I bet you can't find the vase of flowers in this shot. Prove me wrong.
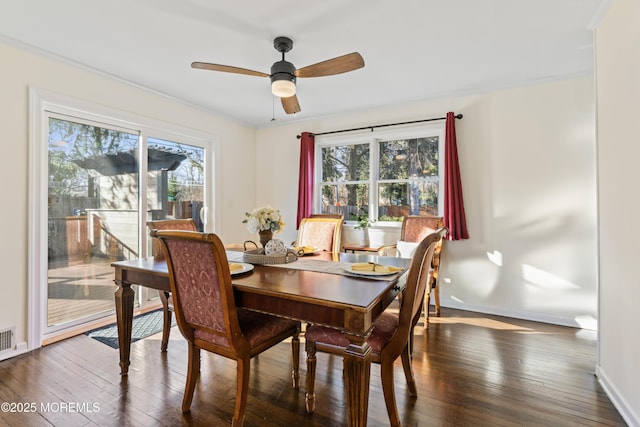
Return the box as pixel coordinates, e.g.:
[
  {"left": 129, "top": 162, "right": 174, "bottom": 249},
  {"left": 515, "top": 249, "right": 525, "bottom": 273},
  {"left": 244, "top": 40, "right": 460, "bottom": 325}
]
[{"left": 243, "top": 206, "right": 285, "bottom": 247}]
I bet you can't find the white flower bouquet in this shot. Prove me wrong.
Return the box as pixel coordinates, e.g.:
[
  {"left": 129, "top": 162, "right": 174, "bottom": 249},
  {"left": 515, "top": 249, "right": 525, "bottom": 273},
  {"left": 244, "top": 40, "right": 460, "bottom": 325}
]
[{"left": 243, "top": 206, "right": 285, "bottom": 233}]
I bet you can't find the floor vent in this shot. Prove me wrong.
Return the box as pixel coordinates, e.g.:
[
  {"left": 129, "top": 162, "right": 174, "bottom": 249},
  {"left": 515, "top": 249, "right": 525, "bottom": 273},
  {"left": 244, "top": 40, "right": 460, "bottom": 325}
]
[{"left": 0, "top": 327, "right": 15, "bottom": 353}]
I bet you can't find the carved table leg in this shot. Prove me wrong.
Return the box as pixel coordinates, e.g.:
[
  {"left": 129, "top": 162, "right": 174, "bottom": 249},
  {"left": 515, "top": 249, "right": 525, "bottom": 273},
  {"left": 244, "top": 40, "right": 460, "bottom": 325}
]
[
  {"left": 344, "top": 340, "right": 372, "bottom": 427},
  {"left": 292, "top": 333, "right": 300, "bottom": 389},
  {"left": 114, "top": 268, "right": 134, "bottom": 375},
  {"left": 305, "top": 340, "right": 317, "bottom": 413}
]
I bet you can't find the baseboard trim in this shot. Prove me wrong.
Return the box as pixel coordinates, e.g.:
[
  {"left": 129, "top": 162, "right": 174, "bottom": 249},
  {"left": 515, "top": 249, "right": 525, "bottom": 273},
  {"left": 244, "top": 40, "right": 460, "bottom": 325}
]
[
  {"left": 0, "top": 342, "right": 29, "bottom": 362},
  {"left": 595, "top": 365, "right": 640, "bottom": 426},
  {"left": 440, "top": 300, "right": 596, "bottom": 330}
]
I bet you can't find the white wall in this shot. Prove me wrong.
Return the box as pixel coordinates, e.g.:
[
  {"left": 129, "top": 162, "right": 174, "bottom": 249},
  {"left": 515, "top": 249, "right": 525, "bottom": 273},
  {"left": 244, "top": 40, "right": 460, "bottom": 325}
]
[
  {"left": 0, "top": 41, "right": 256, "bottom": 352},
  {"left": 595, "top": 0, "right": 640, "bottom": 424},
  {"left": 256, "top": 76, "right": 598, "bottom": 329}
]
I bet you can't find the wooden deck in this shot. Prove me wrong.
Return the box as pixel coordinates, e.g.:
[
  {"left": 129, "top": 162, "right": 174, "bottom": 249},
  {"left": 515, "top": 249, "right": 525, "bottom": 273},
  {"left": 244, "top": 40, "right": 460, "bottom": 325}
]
[{"left": 47, "top": 259, "right": 117, "bottom": 326}]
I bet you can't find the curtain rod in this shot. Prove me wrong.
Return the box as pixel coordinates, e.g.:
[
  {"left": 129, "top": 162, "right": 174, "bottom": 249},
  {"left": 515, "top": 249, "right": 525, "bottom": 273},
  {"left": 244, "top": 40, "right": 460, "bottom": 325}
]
[{"left": 296, "top": 113, "right": 462, "bottom": 139}]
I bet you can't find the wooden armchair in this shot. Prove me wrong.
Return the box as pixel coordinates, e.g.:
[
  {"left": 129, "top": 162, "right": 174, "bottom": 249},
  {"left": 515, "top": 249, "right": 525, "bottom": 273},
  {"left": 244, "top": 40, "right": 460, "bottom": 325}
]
[
  {"left": 379, "top": 215, "right": 447, "bottom": 320},
  {"left": 304, "top": 230, "right": 442, "bottom": 426},
  {"left": 293, "top": 217, "right": 344, "bottom": 253},
  {"left": 152, "top": 230, "right": 301, "bottom": 425},
  {"left": 147, "top": 218, "right": 198, "bottom": 351}
]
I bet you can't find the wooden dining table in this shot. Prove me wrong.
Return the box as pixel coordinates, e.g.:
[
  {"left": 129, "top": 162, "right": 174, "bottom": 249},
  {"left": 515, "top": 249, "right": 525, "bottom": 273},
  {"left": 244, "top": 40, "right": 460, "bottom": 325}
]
[{"left": 112, "top": 251, "right": 410, "bottom": 427}]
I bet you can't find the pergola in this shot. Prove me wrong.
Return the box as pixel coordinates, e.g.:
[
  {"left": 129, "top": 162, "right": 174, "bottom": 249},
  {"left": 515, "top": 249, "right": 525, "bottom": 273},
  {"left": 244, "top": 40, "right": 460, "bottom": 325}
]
[{"left": 73, "top": 148, "right": 187, "bottom": 219}]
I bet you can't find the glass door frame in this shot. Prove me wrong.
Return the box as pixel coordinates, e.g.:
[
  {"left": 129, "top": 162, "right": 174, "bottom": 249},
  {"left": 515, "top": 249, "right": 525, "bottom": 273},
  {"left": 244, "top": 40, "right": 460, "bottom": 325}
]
[{"left": 28, "top": 88, "right": 219, "bottom": 348}]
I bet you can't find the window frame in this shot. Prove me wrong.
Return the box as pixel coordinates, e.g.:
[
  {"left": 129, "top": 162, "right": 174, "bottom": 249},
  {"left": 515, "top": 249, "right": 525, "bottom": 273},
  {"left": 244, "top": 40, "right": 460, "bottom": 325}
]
[{"left": 314, "top": 123, "right": 445, "bottom": 227}]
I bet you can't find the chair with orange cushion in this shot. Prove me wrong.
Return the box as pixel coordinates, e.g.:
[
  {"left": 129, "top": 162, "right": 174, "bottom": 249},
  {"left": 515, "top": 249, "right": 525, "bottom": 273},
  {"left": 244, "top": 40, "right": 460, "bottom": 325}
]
[
  {"left": 304, "top": 229, "right": 444, "bottom": 426},
  {"left": 147, "top": 219, "right": 198, "bottom": 351},
  {"left": 380, "top": 215, "right": 447, "bottom": 323},
  {"left": 293, "top": 217, "right": 344, "bottom": 253},
  {"left": 152, "top": 229, "right": 301, "bottom": 425}
]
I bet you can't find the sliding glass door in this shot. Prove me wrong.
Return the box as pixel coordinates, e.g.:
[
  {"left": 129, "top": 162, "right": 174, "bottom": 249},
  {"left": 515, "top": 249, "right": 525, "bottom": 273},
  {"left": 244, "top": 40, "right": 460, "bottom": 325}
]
[
  {"left": 47, "top": 115, "right": 141, "bottom": 330},
  {"left": 42, "top": 111, "right": 212, "bottom": 338}
]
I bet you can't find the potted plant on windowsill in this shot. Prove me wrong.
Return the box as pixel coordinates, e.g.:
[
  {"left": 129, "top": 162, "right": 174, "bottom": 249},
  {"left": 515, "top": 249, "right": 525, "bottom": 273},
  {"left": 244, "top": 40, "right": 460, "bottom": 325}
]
[{"left": 351, "top": 207, "right": 375, "bottom": 246}]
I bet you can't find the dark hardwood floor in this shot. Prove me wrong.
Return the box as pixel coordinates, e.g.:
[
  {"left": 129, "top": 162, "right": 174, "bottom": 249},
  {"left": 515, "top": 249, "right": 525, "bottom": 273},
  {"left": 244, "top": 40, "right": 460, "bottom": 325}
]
[{"left": 0, "top": 307, "right": 626, "bottom": 426}]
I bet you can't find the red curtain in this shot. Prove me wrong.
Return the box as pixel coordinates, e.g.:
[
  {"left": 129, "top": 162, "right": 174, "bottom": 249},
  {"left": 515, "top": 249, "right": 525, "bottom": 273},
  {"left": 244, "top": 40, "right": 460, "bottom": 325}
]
[
  {"left": 296, "top": 132, "right": 315, "bottom": 228},
  {"left": 444, "top": 112, "right": 469, "bottom": 240}
]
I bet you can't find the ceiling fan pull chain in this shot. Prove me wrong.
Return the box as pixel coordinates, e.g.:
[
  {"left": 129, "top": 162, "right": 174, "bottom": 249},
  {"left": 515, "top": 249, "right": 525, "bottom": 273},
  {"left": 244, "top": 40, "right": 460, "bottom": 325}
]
[{"left": 271, "top": 96, "right": 276, "bottom": 122}]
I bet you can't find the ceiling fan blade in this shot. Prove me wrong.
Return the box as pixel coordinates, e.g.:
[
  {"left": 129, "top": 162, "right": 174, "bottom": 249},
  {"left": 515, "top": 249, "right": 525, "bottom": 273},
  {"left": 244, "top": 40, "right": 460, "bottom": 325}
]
[
  {"left": 191, "top": 62, "right": 269, "bottom": 78},
  {"left": 295, "top": 52, "right": 364, "bottom": 78},
  {"left": 281, "top": 95, "right": 301, "bottom": 115}
]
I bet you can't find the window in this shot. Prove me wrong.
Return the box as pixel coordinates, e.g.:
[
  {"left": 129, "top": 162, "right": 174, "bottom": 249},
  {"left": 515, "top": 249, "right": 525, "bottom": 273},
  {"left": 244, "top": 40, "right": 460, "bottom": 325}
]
[{"left": 316, "top": 125, "right": 444, "bottom": 224}]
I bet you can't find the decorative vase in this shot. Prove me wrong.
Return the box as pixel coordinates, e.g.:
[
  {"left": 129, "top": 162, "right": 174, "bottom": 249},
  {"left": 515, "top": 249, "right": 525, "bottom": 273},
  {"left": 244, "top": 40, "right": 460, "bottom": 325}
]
[
  {"left": 358, "top": 228, "right": 370, "bottom": 246},
  {"left": 368, "top": 228, "right": 384, "bottom": 247},
  {"left": 259, "top": 230, "right": 273, "bottom": 248}
]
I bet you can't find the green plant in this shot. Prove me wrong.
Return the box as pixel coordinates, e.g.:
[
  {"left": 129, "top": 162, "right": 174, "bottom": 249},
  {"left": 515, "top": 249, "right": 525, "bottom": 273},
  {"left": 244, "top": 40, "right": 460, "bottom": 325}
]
[
  {"left": 168, "top": 176, "right": 178, "bottom": 201},
  {"left": 351, "top": 207, "right": 375, "bottom": 230},
  {"left": 378, "top": 215, "right": 403, "bottom": 222}
]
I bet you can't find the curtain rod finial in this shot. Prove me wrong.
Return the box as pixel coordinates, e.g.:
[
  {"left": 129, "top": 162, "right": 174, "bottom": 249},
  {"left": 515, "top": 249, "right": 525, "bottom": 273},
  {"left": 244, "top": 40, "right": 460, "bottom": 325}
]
[{"left": 455, "top": 114, "right": 463, "bottom": 119}]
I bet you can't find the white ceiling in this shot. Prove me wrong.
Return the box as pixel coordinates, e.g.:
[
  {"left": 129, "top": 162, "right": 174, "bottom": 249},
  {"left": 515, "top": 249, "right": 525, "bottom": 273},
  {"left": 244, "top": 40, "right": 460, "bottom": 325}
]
[{"left": 0, "top": 0, "right": 606, "bottom": 128}]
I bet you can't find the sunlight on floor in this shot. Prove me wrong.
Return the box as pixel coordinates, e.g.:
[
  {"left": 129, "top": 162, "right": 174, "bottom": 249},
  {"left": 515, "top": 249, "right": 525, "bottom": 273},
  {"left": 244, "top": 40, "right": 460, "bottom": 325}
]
[{"left": 431, "top": 315, "right": 535, "bottom": 331}]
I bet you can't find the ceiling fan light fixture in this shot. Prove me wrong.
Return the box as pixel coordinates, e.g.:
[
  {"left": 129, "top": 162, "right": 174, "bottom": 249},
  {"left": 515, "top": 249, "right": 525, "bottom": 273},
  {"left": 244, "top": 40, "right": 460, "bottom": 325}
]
[
  {"left": 271, "top": 75, "right": 296, "bottom": 97},
  {"left": 270, "top": 59, "right": 297, "bottom": 97}
]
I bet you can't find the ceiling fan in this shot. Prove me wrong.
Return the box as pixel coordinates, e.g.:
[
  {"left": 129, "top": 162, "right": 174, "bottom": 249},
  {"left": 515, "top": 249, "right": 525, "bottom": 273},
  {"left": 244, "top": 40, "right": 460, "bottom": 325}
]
[{"left": 191, "top": 36, "right": 365, "bottom": 115}]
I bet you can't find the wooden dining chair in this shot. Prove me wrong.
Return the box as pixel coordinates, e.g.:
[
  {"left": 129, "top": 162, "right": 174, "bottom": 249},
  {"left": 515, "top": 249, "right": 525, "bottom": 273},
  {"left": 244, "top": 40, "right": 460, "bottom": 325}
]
[
  {"left": 294, "top": 216, "right": 344, "bottom": 253},
  {"left": 147, "top": 219, "right": 198, "bottom": 351},
  {"left": 304, "top": 229, "right": 443, "bottom": 427},
  {"left": 152, "top": 229, "right": 301, "bottom": 425},
  {"left": 380, "top": 215, "right": 447, "bottom": 320}
]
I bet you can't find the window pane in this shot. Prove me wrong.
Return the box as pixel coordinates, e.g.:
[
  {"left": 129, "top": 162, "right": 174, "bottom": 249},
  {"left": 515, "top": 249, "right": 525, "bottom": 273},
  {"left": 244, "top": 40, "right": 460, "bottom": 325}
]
[
  {"left": 321, "top": 143, "right": 369, "bottom": 182},
  {"left": 146, "top": 137, "right": 205, "bottom": 230},
  {"left": 378, "top": 179, "right": 439, "bottom": 219},
  {"left": 378, "top": 136, "right": 439, "bottom": 220},
  {"left": 47, "top": 117, "right": 139, "bottom": 327},
  {"left": 321, "top": 183, "right": 369, "bottom": 218},
  {"left": 379, "top": 137, "right": 438, "bottom": 179}
]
